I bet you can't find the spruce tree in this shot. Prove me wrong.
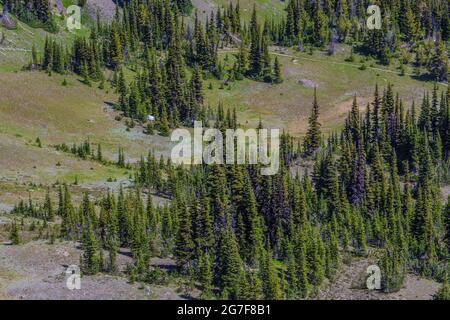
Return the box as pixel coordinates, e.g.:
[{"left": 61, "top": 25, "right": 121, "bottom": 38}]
[
  {"left": 272, "top": 56, "right": 283, "bottom": 84},
  {"left": 248, "top": 6, "right": 262, "bottom": 78},
  {"left": 9, "top": 220, "right": 20, "bottom": 245},
  {"left": 304, "top": 88, "right": 322, "bottom": 156},
  {"left": 44, "top": 187, "right": 54, "bottom": 221},
  {"left": 218, "top": 228, "right": 243, "bottom": 299},
  {"left": 174, "top": 201, "right": 194, "bottom": 272},
  {"left": 434, "top": 272, "right": 450, "bottom": 300},
  {"left": 81, "top": 220, "right": 102, "bottom": 275}
]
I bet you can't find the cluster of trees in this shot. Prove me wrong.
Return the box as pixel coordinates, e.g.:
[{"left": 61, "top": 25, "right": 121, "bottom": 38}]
[
  {"left": 27, "top": 1, "right": 447, "bottom": 140},
  {"left": 29, "top": 0, "right": 448, "bottom": 135},
  {"left": 243, "top": 8, "right": 283, "bottom": 83},
  {"left": 223, "top": 0, "right": 447, "bottom": 80},
  {"left": 54, "top": 140, "right": 96, "bottom": 161},
  {"left": 11, "top": 0, "right": 450, "bottom": 298},
  {"left": 11, "top": 83, "right": 449, "bottom": 298},
  {"left": 54, "top": 140, "right": 129, "bottom": 168},
  {"left": 304, "top": 83, "right": 450, "bottom": 290},
  {"left": 25, "top": 0, "right": 450, "bottom": 83},
  {"left": 3, "top": 0, "right": 57, "bottom": 31},
  {"left": 132, "top": 83, "right": 450, "bottom": 297},
  {"left": 30, "top": 0, "right": 284, "bottom": 129},
  {"left": 272, "top": 0, "right": 449, "bottom": 78},
  {"left": 11, "top": 188, "right": 55, "bottom": 221}
]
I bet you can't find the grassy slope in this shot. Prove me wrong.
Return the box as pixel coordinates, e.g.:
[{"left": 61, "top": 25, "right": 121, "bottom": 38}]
[
  {"left": 205, "top": 44, "right": 447, "bottom": 137},
  {"left": 0, "top": 5, "right": 173, "bottom": 202},
  {"left": 0, "top": 2, "right": 93, "bottom": 71},
  {"left": 0, "top": 71, "right": 173, "bottom": 179},
  {"left": 0, "top": 70, "right": 175, "bottom": 208},
  {"left": 0, "top": 0, "right": 447, "bottom": 204}
]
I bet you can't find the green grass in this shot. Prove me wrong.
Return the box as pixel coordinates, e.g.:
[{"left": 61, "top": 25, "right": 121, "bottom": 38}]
[
  {"left": 0, "top": 4, "right": 91, "bottom": 71},
  {"left": 205, "top": 44, "right": 447, "bottom": 137},
  {"left": 0, "top": 71, "right": 173, "bottom": 189},
  {"left": 1, "top": 2, "right": 447, "bottom": 205},
  {"left": 62, "top": 0, "right": 77, "bottom": 7}
]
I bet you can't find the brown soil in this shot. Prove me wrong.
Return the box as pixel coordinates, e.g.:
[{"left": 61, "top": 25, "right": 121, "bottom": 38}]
[
  {"left": 0, "top": 240, "right": 183, "bottom": 300},
  {"left": 318, "top": 256, "right": 440, "bottom": 300}
]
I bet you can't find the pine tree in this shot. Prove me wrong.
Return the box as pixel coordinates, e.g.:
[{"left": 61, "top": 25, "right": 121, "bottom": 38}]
[
  {"left": 110, "top": 24, "right": 123, "bottom": 68},
  {"left": 311, "top": 0, "right": 329, "bottom": 47},
  {"left": 198, "top": 251, "right": 214, "bottom": 299},
  {"left": 304, "top": 88, "right": 321, "bottom": 156},
  {"left": 235, "top": 41, "right": 248, "bottom": 80},
  {"left": 434, "top": 272, "right": 450, "bottom": 300},
  {"left": 272, "top": 56, "right": 283, "bottom": 84},
  {"left": 96, "top": 143, "right": 103, "bottom": 162},
  {"left": 44, "top": 187, "right": 54, "bottom": 221},
  {"left": 444, "top": 196, "right": 450, "bottom": 251},
  {"left": 429, "top": 41, "right": 449, "bottom": 82},
  {"left": 248, "top": 6, "right": 262, "bottom": 78},
  {"left": 9, "top": 220, "right": 20, "bottom": 245},
  {"left": 158, "top": 104, "right": 171, "bottom": 136},
  {"left": 218, "top": 228, "right": 242, "bottom": 299},
  {"left": 81, "top": 62, "right": 91, "bottom": 86},
  {"left": 174, "top": 201, "right": 194, "bottom": 271},
  {"left": 260, "top": 247, "right": 283, "bottom": 299},
  {"left": 81, "top": 220, "right": 102, "bottom": 275},
  {"left": 60, "top": 184, "right": 76, "bottom": 240},
  {"left": 190, "top": 64, "right": 204, "bottom": 106},
  {"left": 261, "top": 24, "right": 272, "bottom": 82},
  {"left": 117, "top": 147, "right": 125, "bottom": 167}
]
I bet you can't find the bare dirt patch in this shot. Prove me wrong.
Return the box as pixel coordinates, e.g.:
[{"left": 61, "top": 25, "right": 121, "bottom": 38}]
[
  {"left": 318, "top": 255, "right": 440, "bottom": 300},
  {"left": 85, "top": 0, "right": 117, "bottom": 21},
  {"left": 0, "top": 240, "right": 183, "bottom": 300}
]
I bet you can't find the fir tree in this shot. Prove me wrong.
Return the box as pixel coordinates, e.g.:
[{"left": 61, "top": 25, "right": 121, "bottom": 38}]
[
  {"left": 9, "top": 220, "right": 20, "bottom": 245},
  {"left": 434, "top": 273, "right": 450, "bottom": 300},
  {"left": 272, "top": 56, "right": 283, "bottom": 84},
  {"left": 304, "top": 88, "right": 322, "bottom": 156},
  {"left": 44, "top": 187, "right": 54, "bottom": 221},
  {"left": 81, "top": 220, "right": 102, "bottom": 275}
]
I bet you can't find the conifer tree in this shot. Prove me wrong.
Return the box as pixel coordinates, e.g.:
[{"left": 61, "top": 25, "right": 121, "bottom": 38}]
[
  {"left": 44, "top": 187, "right": 54, "bottom": 221},
  {"left": 96, "top": 144, "right": 103, "bottom": 162},
  {"left": 175, "top": 201, "right": 194, "bottom": 272},
  {"left": 304, "top": 88, "right": 322, "bottom": 156},
  {"left": 81, "top": 220, "right": 102, "bottom": 275},
  {"left": 158, "top": 105, "right": 171, "bottom": 137},
  {"left": 429, "top": 41, "right": 449, "bottom": 82},
  {"left": 198, "top": 251, "right": 214, "bottom": 299},
  {"left": 272, "top": 56, "right": 283, "bottom": 84},
  {"left": 110, "top": 24, "right": 123, "bottom": 68},
  {"left": 9, "top": 220, "right": 20, "bottom": 245},
  {"left": 260, "top": 247, "right": 283, "bottom": 299},
  {"left": 248, "top": 6, "right": 262, "bottom": 78},
  {"left": 217, "top": 228, "right": 242, "bottom": 299},
  {"left": 434, "top": 272, "right": 450, "bottom": 300}
]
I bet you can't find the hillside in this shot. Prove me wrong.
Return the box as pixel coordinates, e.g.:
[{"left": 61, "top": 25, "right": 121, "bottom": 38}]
[{"left": 0, "top": 0, "right": 449, "bottom": 302}]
